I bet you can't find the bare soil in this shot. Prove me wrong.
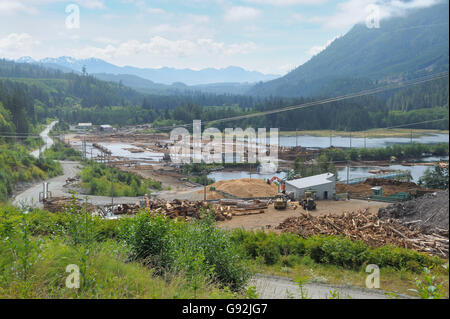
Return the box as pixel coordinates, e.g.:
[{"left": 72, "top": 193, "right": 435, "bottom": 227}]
[{"left": 218, "top": 199, "right": 388, "bottom": 230}]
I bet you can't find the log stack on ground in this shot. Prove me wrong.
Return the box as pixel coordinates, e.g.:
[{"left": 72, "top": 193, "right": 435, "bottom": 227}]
[
  {"left": 275, "top": 211, "right": 448, "bottom": 258},
  {"left": 145, "top": 198, "right": 268, "bottom": 221},
  {"left": 43, "top": 197, "right": 97, "bottom": 213}
]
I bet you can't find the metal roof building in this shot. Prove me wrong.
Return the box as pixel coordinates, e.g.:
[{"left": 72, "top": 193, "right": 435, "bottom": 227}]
[{"left": 285, "top": 173, "right": 336, "bottom": 200}]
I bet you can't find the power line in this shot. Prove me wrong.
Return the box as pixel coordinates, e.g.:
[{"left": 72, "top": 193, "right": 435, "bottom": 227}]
[{"left": 153, "top": 71, "right": 449, "bottom": 131}]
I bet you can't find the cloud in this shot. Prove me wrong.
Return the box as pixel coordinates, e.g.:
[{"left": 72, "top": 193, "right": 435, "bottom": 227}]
[
  {"left": 72, "top": 36, "right": 257, "bottom": 60},
  {"left": 243, "top": 0, "right": 327, "bottom": 5},
  {"left": 0, "top": 1, "right": 38, "bottom": 14},
  {"left": 310, "top": 0, "right": 443, "bottom": 29},
  {"left": 224, "top": 6, "right": 261, "bottom": 21},
  {"left": 148, "top": 16, "right": 214, "bottom": 40},
  {"left": 308, "top": 35, "right": 340, "bottom": 56},
  {"left": 0, "top": 0, "right": 105, "bottom": 14},
  {"left": 0, "top": 33, "right": 40, "bottom": 57}
]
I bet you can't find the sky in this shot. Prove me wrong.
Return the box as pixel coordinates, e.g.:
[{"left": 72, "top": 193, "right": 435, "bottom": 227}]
[{"left": 0, "top": 0, "right": 444, "bottom": 75}]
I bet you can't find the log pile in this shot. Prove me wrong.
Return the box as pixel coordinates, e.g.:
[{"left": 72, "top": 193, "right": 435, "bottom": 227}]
[
  {"left": 145, "top": 199, "right": 268, "bottom": 221},
  {"left": 275, "top": 211, "right": 449, "bottom": 258},
  {"left": 43, "top": 197, "right": 97, "bottom": 213}
]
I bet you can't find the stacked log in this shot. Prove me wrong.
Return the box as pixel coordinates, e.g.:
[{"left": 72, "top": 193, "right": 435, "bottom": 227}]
[
  {"left": 145, "top": 199, "right": 268, "bottom": 221},
  {"left": 43, "top": 197, "right": 97, "bottom": 213},
  {"left": 275, "top": 211, "right": 449, "bottom": 258}
]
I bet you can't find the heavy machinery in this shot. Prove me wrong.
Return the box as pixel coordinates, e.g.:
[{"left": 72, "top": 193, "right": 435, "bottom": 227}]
[
  {"left": 300, "top": 191, "right": 317, "bottom": 210},
  {"left": 269, "top": 176, "right": 286, "bottom": 193},
  {"left": 274, "top": 193, "right": 288, "bottom": 210}
]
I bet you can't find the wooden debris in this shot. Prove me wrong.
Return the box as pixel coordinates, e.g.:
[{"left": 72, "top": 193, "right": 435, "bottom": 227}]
[{"left": 275, "top": 211, "right": 448, "bottom": 258}]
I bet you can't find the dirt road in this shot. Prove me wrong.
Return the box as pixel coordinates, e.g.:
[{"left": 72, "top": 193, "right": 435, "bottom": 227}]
[
  {"left": 250, "top": 274, "right": 410, "bottom": 299},
  {"left": 13, "top": 161, "right": 80, "bottom": 208},
  {"left": 30, "top": 121, "right": 58, "bottom": 158},
  {"left": 218, "top": 199, "right": 389, "bottom": 230}
]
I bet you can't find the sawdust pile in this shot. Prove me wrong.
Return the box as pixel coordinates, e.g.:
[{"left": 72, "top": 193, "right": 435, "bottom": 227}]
[
  {"left": 336, "top": 178, "right": 427, "bottom": 197},
  {"left": 198, "top": 178, "right": 278, "bottom": 199},
  {"left": 275, "top": 211, "right": 448, "bottom": 258},
  {"left": 378, "top": 190, "right": 449, "bottom": 231}
]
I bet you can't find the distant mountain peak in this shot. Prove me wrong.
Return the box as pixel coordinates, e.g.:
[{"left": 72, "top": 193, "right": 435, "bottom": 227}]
[{"left": 17, "top": 56, "right": 280, "bottom": 85}]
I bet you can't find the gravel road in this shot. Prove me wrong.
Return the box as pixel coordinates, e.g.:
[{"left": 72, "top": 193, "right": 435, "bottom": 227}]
[
  {"left": 30, "top": 121, "right": 58, "bottom": 158},
  {"left": 250, "top": 274, "right": 411, "bottom": 299}
]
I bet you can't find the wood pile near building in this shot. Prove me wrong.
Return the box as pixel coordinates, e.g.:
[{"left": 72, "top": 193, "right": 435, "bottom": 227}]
[{"left": 275, "top": 211, "right": 448, "bottom": 258}]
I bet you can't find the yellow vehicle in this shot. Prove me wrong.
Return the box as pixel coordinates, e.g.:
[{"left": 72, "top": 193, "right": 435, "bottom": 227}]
[
  {"left": 300, "top": 191, "right": 317, "bottom": 210},
  {"left": 274, "top": 194, "right": 288, "bottom": 210}
]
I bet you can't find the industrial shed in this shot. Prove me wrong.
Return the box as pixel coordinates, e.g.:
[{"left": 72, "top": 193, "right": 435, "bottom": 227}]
[{"left": 285, "top": 173, "right": 336, "bottom": 200}]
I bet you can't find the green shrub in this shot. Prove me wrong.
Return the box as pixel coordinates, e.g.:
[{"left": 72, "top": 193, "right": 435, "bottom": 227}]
[
  {"left": 119, "top": 213, "right": 250, "bottom": 290},
  {"left": 232, "top": 229, "right": 443, "bottom": 273}
]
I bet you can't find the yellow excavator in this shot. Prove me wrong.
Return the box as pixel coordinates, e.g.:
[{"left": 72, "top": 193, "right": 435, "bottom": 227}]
[{"left": 300, "top": 191, "right": 317, "bottom": 210}]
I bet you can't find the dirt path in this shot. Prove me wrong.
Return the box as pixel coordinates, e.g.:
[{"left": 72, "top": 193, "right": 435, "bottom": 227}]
[
  {"left": 218, "top": 199, "right": 389, "bottom": 230},
  {"left": 250, "top": 274, "right": 411, "bottom": 299}
]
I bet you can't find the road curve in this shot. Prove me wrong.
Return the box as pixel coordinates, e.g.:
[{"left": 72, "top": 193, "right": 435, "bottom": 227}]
[
  {"left": 30, "top": 120, "right": 58, "bottom": 158},
  {"left": 250, "top": 274, "right": 412, "bottom": 299}
]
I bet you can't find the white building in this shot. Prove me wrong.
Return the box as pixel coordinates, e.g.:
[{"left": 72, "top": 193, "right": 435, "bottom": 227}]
[
  {"left": 100, "top": 125, "right": 114, "bottom": 133},
  {"left": 70, "top": 123, "right": 92, "bottom": 132},
  {"left": 285, "top": 173, "right": 336, "bottom": 200}
]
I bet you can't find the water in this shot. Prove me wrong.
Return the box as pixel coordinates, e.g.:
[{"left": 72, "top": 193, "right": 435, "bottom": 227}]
[{"left": 278, "top": 133, "right": 449, "bottom": 149}]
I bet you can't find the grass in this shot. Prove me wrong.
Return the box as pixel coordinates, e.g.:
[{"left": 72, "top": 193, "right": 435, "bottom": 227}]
[
  {"left": 0, "top": 205, "right": 248, "bottom": 299},
  {"left": 279, "top": 129, "right": 449, "bottom": 138},
  {"left": 0, "top": 238, "right": 240, "bottom": 299}
]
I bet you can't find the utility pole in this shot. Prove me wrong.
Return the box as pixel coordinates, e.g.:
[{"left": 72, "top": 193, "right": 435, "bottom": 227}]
[
  {"left": 296, "top": 128, "right": 298, "bottom": 148},
  {"left": 364, "top": 132, "right": 367, "bottom": 149},
  {"left": 204, "top": 178, "right": 207, "bottom": 201},
  {"left": 410, "top": 129, "right": 413, "bottom": 144},
  {"left": 349, "top": 132, "right": 352, "bottom": 149},
  {"left": 330, "top": 130, "right": 333, "bottom": 147},
  {"left": 347, "top": 161, "right": 350, "bottom": 185}
]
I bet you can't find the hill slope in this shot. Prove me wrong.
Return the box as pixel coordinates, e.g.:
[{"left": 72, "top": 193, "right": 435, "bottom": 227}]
[{"left": 249, "top": 2, "right": 449, "bottom": 97}]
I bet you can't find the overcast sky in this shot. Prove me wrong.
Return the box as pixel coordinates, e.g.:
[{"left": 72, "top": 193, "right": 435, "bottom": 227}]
[{"left": 0, "top": 0, "right": 443, "bottom": 74}]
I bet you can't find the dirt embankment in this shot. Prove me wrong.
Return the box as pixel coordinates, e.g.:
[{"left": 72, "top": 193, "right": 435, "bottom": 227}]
[
  {"left": 378, "top": 190, "right": 449, "bottom": 232},
  {"left": 336, "top": 178, "right": 429, "bottom": 197},
  {"left": 198, "top": 178, "right": 279, "bottom": 199}
]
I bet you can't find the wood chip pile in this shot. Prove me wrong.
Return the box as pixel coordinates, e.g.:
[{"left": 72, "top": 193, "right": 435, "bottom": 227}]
[{"left": 275, "top": 211, "right": 449, "bottom": 258}]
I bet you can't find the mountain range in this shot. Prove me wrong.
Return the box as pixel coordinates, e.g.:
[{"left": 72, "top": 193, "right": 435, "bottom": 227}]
[
  {"left": 16, "top": 56, "right": 279, "bottom": 86},
  {"left": 14, "top": 1, "right": 449, "bottom": 99}
]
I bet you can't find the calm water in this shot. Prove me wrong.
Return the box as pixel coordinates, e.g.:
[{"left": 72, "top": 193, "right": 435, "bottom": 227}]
[{"left": 277, "top": 133, "right": 449, "bottom": 149}]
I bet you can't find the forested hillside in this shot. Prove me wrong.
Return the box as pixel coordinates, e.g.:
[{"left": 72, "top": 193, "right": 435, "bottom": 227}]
[
  {"left": 0, "top": 59, "right": 448, "bottom": 132},
  {"left": 249, "top": 2, "right": 449, "bottom": 97}
]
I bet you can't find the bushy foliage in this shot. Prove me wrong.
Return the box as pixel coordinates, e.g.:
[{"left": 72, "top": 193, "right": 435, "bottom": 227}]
[
  {"left": 0, "top": 144, "right": 62, "bottom": 201},
  {"left": 80, "top": 161, "right": 162, "bottom": 197},
  {"left": 322, "top": 142, "right": 449, "bottom": 162},
  {"left": 231, "top": 229, "right": 443, "bottom": 273},
  {"left": 119, "top": 213, "right": 250, "bottom": 290},
  {"left": 43, "top": 141, "right": 82, "bottom": 161},
  {"left": 419, "top": 166, "right": 449, "bottom": 190}
]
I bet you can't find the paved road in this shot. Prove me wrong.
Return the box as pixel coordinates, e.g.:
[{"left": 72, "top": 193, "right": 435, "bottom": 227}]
[{"left": 250, "top": 274, "right": 411, "bottom": 299}]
